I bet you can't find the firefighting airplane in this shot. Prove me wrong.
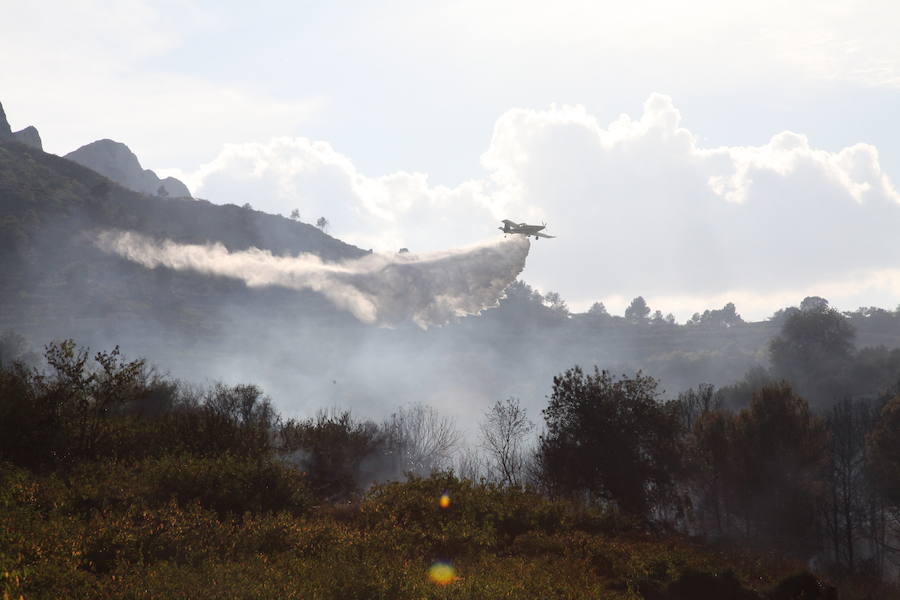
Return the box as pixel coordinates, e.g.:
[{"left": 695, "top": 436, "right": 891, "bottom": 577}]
[{"left": 498, "top": 219, "right": 555, "bottom": 239}]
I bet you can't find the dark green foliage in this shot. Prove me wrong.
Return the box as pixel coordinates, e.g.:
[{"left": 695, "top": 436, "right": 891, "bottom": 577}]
[
  {"left": 822, "top": 399, "right": 882, "bottom": 575},
  {"left": 625, "top": 296, "right": 651, "bottom": 323},
  {"left": 686, "top": 303, "right": 745, "bottom": 329},
  {"left": 538, "top": 367, "right": 683, "bottom": 516},
  {"left": 690, "top": 383, "right": 828, "bottom": 551},
  {"left": 0, "top": 362, "right": 63, "bottom": 467},
  {"left": 279, "top": 410, "right": 388, "bottom": 501},
  {"left": 0, "top": 340, "right": 147, "bottom": 468},
  {"left": 142, "top": 454, "right": 310, "bottom": 517},
  {"left": 360, "top": 474, "right": 570, "bottom": 557},
  {"left": 0, "top": 340, "right": 277, "bottom": 469},
  {"left": 714, "top": 366, "right": 776, "bottom": 410},
  {"left": 770, "top": 301, "right": 856, "bottom": 404},
  {"left": 866, "top": 395, "right": 900, "bottom": 508},
  {"left": 203, "top": 382, "right": 277, "bottom": 429}
]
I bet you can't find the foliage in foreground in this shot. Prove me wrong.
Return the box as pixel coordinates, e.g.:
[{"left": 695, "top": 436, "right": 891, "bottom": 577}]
[
  {"left": 1, "top": 339, "right": 898, "bottom": 598},
  {"left": 2, "top": 464, "right": 869, "bottom": 600}
]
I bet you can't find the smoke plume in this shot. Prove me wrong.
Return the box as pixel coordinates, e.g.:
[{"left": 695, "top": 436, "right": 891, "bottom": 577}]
[{"left": 95, "top": 231, "right": 531, "bottom": 327}]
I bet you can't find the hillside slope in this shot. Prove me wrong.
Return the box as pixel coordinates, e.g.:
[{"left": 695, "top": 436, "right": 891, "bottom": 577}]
[{"left": 0, "top": 138, "right": 366, "bottom": 350}]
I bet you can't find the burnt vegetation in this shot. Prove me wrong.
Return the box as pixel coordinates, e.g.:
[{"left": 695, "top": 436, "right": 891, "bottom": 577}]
[{"left": 4, "top": 304, "right": 900, "bottom": 598}]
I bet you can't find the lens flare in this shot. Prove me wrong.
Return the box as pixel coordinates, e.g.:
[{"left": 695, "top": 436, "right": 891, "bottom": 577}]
[
  {"left": 439, "top": 492, "right": 451, "bottom": 509},
  {"left": 428, "top": 561, "right": 457, "bottom": 585}
]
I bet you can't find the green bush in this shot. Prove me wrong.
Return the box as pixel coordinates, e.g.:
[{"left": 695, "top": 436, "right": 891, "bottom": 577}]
[
  {"left": 360, "top": 474, "right": 571, "bottom": 559},
  {"left": 143, "top": 453, "right": 311, "bottom": 517}
]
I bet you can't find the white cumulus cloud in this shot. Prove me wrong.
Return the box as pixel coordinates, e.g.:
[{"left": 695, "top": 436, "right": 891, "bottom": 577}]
[{"left": 181, "top": 94, "right": 900, "bottom": 319}]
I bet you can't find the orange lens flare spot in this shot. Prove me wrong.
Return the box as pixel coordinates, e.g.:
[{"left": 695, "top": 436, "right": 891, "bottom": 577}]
[
  {"left": 428, "top": 562, "right": 457, "bottom": 585},
  {"left": 439, "top": 493, "right": 451, "bottom": 509}
]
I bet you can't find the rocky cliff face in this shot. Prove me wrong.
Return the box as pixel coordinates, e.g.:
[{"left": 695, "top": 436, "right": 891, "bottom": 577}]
[
  {"left": 12, "top": 125, "right": 42, "bottom": 150},
  {"left": 0, "top": 102, "right": 11, "bottom": 137},
  {"left": 65, "top": 139, "right": 191, "bottom": 198},
  {"left": 0, "top": 102, "right": 42, "bottom": 150}
]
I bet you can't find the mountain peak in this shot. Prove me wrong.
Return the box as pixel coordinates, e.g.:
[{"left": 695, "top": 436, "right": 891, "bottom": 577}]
[
  {"left": 0, "top": 102, "right": 11, "bottom": 137},
  {"left": 65, "top": 139, "right": 191, "bottom": 198},
  {"left": 13, "top": 125, "right": 42, "bottom": 150},
  {"left": 0, "top": 101, "right": 43, "bottom": 150}
]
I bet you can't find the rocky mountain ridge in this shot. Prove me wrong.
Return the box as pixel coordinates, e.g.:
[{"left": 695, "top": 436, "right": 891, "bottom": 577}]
[
  {"left": 0, "top": 101, "right": 42, "bottom": 150},
  {"left": 1, "top": 100, "right": 189, "bottom": 196},
  {"left": 65, "top": 139, "right": 191, "bottom": 198}
]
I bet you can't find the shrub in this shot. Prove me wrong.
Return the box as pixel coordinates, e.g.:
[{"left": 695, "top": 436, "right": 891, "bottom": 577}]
[{"left": 143, "top": 454, "right": 311, "bottom": 517}]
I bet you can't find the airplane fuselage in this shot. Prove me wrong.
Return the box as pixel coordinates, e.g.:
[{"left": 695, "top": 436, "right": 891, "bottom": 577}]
[
  {"left": 499, "top": 220, "right": 555, "bottom": 239},
  {"left": 501, "top": 223, "right": 543, "bottom": 235}
]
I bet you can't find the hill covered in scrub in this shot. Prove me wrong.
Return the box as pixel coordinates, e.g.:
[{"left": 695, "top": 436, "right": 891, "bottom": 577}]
[
  {"left": 2, "top": 340, "right": 885, "bottom": 600},
  {"left": 0, "top": 129, "right": 367, "bottom": 346}
]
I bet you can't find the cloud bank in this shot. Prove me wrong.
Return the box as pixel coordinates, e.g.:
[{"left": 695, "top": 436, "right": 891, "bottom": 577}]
[
  {"left": 96, "top": 231, "right": 530, "bottom": 327},
  {"left": 178, "top": 94, "right": 900, "bottom": 318}
]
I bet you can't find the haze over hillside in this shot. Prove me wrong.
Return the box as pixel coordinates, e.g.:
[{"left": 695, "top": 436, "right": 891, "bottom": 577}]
[{"left": 3, "top": 99, "right": 900, "bottom": 428}]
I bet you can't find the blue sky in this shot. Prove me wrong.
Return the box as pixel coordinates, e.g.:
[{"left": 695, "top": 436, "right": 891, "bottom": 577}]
[{"left": 4, "top": 0, "right": 900, "bottom": 319}]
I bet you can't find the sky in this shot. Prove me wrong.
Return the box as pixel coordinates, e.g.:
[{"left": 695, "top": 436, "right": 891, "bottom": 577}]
[{"left": 4, "top": 0, "right": 900, "bottom": 320}]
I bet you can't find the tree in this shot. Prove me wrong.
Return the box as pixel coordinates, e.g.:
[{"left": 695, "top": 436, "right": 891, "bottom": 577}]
[
  {"left": 491, "top": 280, "right": 560, "bottom": 326},
  {"left": 316, "top": 216, "right": 329, "bottom": 233},
  {"left": 625, "top": 296, "right": 651, "bottom": 323},
  {"left": 769, "top": 300, "right": 855, "bottom": 405},
  {"left": 204, "top": 382, "right": 277, "bottom": 430},
  {"left": 543, "top": 291, "right": 569, "bottom": 318},
  {"left": 692, "top": 302, "right": 743, "bottom": 328},
  {"left": 800, "top": 296, "right": 830, "bottom": 312},
  {"left": 538, "top": 367, "right": 682, "bottom": 516},
  {"left": 866, "top": 395, "right": 900, "bottom": 537},
  {"left": 587, "top": 302, "right": 608, "bottom": 318},
  {"left": 689, "top": 408, "right": 734, "bottom": 535},
  {"left": 676, "top": 383, "right": 718, "bottom": 432},
  {"left": 823, "top": 398, "right": 881, "bottom": 573},
  {"left": 382, "top": 403, "right": 460, "bottom": 476},
  {"left": 156, "top": 184, "right": 169, "bottom": 198},
  {"left": 693, "top": 383, "right": 828, "bottom": 550},
  {"left": 242, "top": 202, "right": 252, "bottom": 210},
  {"left": 289, "top": 208, "right": 300, "bottom": 220},
  {"left": 480, "top": 397, "right": 534, "bottom": 487},
  {"left": 455, "top": 446, "right": 484, "bottom": 481},
  {"left": 279, "top": 409, "right": 385, "bottom": 500},
  {"left": 0, "top": 340, "right": 148, "bottom": 467}
]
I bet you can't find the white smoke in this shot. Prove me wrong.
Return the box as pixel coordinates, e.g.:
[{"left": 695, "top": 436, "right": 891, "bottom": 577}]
[{"left": 95, "top": 230, "right": 531, "bottom": 327}]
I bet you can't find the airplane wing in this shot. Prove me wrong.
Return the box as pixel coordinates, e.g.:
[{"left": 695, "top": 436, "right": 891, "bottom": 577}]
[{"left": 534, "top": 232, "right": 555, "bottom": 238}]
